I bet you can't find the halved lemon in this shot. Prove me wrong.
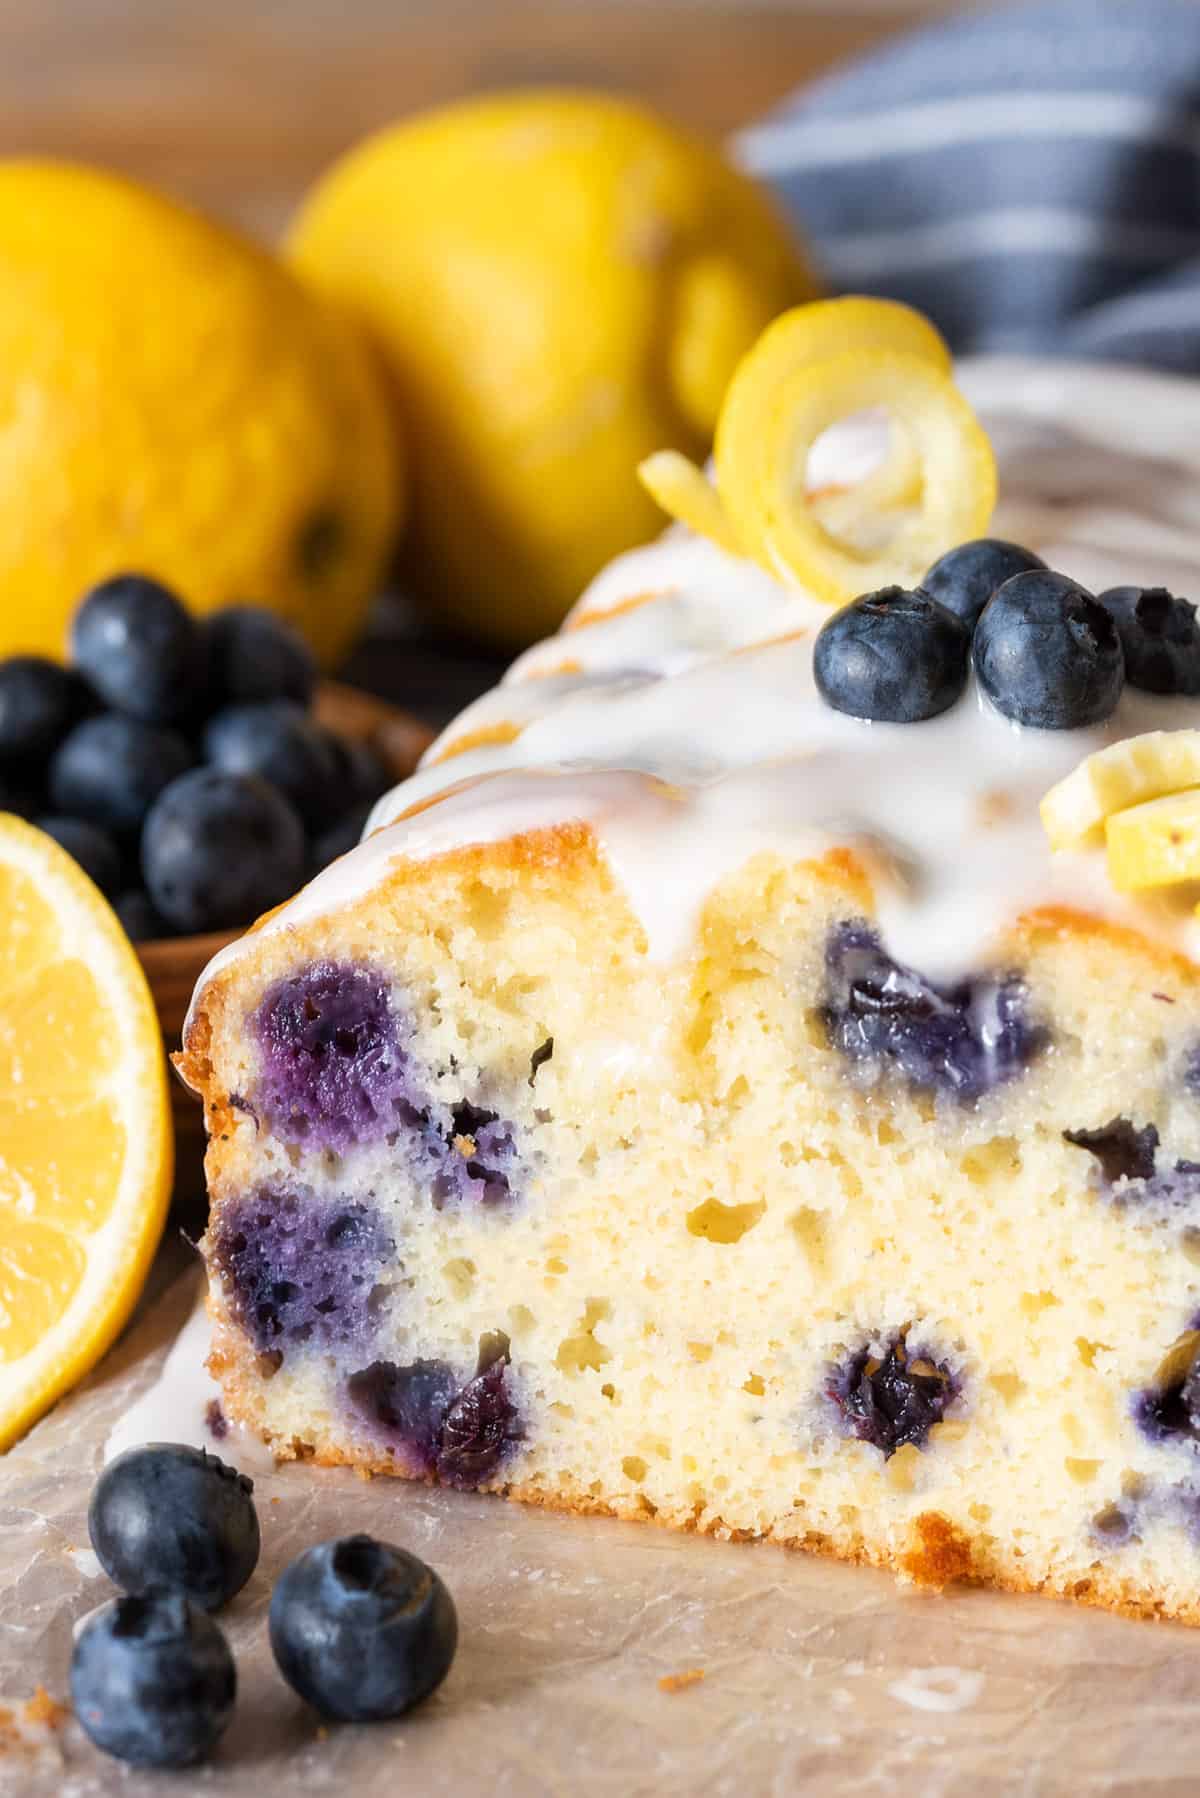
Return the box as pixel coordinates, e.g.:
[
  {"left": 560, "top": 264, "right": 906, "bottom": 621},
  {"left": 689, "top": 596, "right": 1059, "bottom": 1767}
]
[{"left": 0, "top": 817, "right": 171, "bottom": 1449}]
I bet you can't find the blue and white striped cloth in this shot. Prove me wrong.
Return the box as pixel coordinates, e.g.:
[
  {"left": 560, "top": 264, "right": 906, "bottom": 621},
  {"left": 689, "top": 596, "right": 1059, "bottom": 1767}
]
[{"left": 738, "top": 0, "right": 1200, "bottom": 372}]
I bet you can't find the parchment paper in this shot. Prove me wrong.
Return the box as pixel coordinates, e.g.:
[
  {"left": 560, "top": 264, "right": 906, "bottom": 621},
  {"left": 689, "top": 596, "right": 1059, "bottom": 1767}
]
[{"left": 3, "top": 1253, "right": 1200, "bottom": 1797}]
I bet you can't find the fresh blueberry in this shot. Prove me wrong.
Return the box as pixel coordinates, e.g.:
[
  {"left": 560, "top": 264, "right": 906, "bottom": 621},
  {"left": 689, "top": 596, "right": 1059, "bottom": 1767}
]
[
  {"left": 203, "top": 606, "right": 316, "bottom": 709},
  {"left": 70, "top": 575, "right": 205, "bottom": 726},
  {"left": 114, "top": 888, "right": 170, "bottom": 942},
  {"left": 204, "top": 701, "right": 340, "bottom": 828},
  {"left": 0, "top": 769, "right": 41, "bottom": 818},
  {"left": 920, "top": 538, "right": 1047, "bottom": 631},
  {"left": 270, "top": 1535, "right": 457, "bottom": 1724},
  {"left": 310, "top": 802, "right": 373, "bottom": 875},
  {"left": 826, "top": 1331, "right": 959, "bottom": 1457},
  {"left": 813, "top": 586, "right": 969, "bottom": 723},
  {"left": 0, "top": 656, "right": 82, "bottom": 764},
  {"left": 331, "top": 735, "right": 393, "bottom": 808},
  {"left": 35, "top": 815, "right": 122, "bottom": 897},
  {"left": 141, "top": 768, "right": 305, "bottom": 933},
  {"left": 973, "top": 570, "right": 1124, "bottom": 727},
  {"left": 821, "top": 920, "right": 1047, "bottom": 1103},
  {"left": 70, "top": 1591, "right": 236, "bottom": 1768},
  {"left": 89, "top": 1443, "right": 260, "bottom": 1611},
  {"left": 49, "top": 714, "right": 193, "bottom": 835},
  {"left": 1097, "top": 586, "right": 1200, "bottom": 696}
]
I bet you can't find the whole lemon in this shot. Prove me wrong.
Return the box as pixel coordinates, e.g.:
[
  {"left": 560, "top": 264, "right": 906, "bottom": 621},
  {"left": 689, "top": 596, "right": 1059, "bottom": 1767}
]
[
  {"left": 0, "top": 161, "right": 401, "bottom": 666},
  {"left": 289, "top": 91, "right": 813, "bottom": 648}
]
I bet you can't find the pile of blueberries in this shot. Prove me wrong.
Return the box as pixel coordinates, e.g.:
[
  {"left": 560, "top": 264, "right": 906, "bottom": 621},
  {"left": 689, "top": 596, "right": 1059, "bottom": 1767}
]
[
  {"left": 814, "top": 537, "right": 1200, "bottom": 727},
  {"left": 0, "top": 575, "right": 394, "bottom": 940},
  {"left": 71, "top": 1442, "right": 458, "bottom": 1768}
]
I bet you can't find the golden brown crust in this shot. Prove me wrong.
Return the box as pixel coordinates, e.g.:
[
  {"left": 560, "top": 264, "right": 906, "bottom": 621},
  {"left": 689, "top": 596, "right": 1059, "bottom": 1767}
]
[
  {"left": 900, "top": 1511, "right": 978, "bottom": 1586},
  {"left": 565, "top": 589, "right": 662, "bottom": 632},
  {"left": 208, "top": 1334, "right": 1200, "bottom": 1627},
  {"left": 428, "top": 722, "right": 523, "bottom": 763}
]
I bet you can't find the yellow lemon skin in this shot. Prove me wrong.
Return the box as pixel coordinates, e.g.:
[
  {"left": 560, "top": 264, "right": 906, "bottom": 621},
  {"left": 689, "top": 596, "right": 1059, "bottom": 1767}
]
[
  {"left": 289, "top": 91, "right": 814, "bottom": 649},
  {"left": 0, "top": 161, "right": 402, "bottom": 667}
]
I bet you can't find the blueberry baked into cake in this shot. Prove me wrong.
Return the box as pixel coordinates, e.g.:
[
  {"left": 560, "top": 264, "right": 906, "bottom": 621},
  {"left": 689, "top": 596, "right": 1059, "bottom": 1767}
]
[{"left": 181, "top": 301, "right": 1200, "bottom": 1623}]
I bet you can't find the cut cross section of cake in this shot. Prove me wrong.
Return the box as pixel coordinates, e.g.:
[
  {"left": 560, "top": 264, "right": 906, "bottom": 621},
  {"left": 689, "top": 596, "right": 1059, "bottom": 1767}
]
[{"left": 180, "top": 302, "right": 1200, "bottom": 1623}]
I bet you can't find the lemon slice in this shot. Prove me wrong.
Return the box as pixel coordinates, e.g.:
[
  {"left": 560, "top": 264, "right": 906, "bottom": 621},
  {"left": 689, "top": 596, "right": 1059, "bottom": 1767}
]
[
  {"left": 0, "top": 817, "right": 171, "bottom": 1449},
  {"left": 1106, "top": 790, "right": 1200, "bottom": 892},
  {"left": 1041, "top": 730, "right": 1200, "bottom": 851},
  {"left": 716, "top": 346, "right": 996, "bottom": 604},
  {"left": 637, "top": 451, "right": 744, "bottom": 556}
]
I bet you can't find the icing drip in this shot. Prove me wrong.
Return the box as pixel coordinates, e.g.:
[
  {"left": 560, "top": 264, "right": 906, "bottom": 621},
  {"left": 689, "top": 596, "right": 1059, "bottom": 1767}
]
[{"left": 188, "top": 356, "right": 1200, "bottom": 1027}]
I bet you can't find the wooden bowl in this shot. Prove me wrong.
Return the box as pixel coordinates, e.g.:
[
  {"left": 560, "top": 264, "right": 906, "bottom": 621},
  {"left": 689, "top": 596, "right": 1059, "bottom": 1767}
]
[{"left": 138, "top": 680, "right": 434, "bottom": 1198}]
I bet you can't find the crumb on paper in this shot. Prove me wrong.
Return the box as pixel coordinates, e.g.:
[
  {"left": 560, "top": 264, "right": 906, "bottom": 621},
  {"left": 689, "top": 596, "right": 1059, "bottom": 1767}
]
[
  {"left": 24, "top": 1689, "right": 69, "bottom": 1730},
  {"left": 0, "top": 1687, "right": 71, "bottom": 1755},
  {"left": 205, "top": 1397, "right": 229, "bottom": 1440},
  {"left": 658, "top": 1668, "right": 705, "bottom": 1694},
  {"left": 1152, "top": 991, "right": 1177, "bottom": 1004}
]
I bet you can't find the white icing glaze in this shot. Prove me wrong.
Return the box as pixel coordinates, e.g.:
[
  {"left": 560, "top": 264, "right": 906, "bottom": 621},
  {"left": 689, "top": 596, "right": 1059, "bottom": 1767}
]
[
  {"left": 188, "top": 356, "right": 1200, "bottom": 1024},
  {"left": 104, "top": 1292, "right": 275, "bottom": 1475}
]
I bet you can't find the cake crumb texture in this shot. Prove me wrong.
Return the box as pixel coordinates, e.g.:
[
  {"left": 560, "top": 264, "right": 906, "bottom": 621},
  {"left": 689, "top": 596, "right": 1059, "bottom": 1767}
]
[{"left": 182, "top": 819, "right": 1200, "bottom": 1625}]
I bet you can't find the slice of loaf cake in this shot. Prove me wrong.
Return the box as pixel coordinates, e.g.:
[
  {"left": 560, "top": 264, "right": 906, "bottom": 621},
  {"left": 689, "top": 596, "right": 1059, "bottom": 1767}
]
[{"left": 181, "top": 341, "right": 1200, "bottom": 1624}]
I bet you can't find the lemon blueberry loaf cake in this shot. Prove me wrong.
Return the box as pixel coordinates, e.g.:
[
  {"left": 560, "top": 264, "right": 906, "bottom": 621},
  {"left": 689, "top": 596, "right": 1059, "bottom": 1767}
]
[{"left": 181, "top": 302, "right": 1200, "bottom": 1622}]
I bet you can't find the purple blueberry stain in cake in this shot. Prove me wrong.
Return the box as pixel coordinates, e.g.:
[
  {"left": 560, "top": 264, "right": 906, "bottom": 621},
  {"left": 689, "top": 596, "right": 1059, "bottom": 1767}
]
[
  {"left": 209, "top": 1188, "right": 394, "bottom": 1357},
  {"left": 825, "top": 1329, "right": 961, "bottom": 1458},
  {"left": 437, "top": 1352, "right": 524, "bottom": 1487},
  {"left": 346, "top": 1335, "right": 524, "bottom": 1487},
  {"left": 1091, "top": 1501, "right": 1137, "bottom": 1549},
  {"left": 820, "top": 922, "right": 1048, "bottom": 1104},
  {"left": 1064, "top": 1118, "right": 1159, "bottom": 1186},
  {"left": 382, "top": 1093, "right": 522, "bottom": 1209},
  {"left": 251, "top": 959, "right": 532, "bottom": 1208},
  {"left": 1132, "top": 1318, "right": 1200, "bottom": 1449},
  {"left": 1064, "top": 1118, "right": 1200, "bottom": 1212},
  {"left": 253, "top": 961, "right": 422, "bottom": 1151},
  {"left": 345, "top": 1359, "right": 459, "bottom": 1474}
]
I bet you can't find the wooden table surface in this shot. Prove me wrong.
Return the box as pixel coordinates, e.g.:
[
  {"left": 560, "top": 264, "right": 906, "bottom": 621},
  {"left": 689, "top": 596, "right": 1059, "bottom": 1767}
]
[
  {"left": 1, "top": 0, "right": 937, "bottom": 239},
  {"left": 0, "top": 0, "right": 938, "bottom": 724}
]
